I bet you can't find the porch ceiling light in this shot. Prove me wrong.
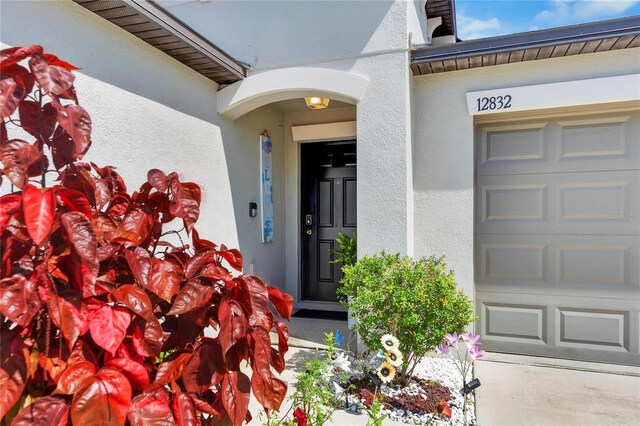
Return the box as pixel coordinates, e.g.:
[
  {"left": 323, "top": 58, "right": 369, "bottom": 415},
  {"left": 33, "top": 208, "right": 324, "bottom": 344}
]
[{"left": 304, "top": 97, "right": 330, "bottom": 110}]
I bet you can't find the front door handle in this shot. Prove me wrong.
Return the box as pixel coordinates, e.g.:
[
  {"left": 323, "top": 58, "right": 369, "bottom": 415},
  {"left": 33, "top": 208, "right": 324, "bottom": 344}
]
[{"left": 305, "top": 229, "right": 312, "bottom": 236}]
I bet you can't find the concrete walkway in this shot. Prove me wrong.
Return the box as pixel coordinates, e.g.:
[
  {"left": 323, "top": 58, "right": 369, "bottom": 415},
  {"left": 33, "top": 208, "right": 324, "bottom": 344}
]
[{"left": 258, "top": 317, "right": 640, "bottom": 425}]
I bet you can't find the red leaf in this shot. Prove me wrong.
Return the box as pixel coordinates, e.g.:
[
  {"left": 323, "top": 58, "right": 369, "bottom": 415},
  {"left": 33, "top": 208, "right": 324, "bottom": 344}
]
[
  {"left": 43, "top": 53, "right": 80, "bottom": 71},
  {"left": 218, "top": 299, "right": 247, "bottom": 356},
  {"left": 250, "top": 371, "right": 287, "bottom": 413},
  {"left": 54, "top": 103, "right": 91, "bottom": 159},
  {"left": 128, "top": 387, "right": 175, "bottom": 426},
  {"left": 1, "top": 121, "right": 7, "bottom": 144},
  {"left": 192, "top": 228, "right": 217, "bottom": 251},
  {"left": 0, "top": 76, "right": 19, "bottom": 119},
  {"left": 0, "top": 274, "right": 41, "bottom": 327},
  {"left": 48, "top": 291, "right": 85, "bottom": 349},
  {"left": 18, "top": 101, "right": 57, "bottom": 140},
  {"left": 0, "top": 139, "right": 40, "bottom": 188},
  {"left": 11, "top": 396, "right": 69, "bottom": 426},
  {"left": 172, "top": 392, "right": 198, "bottom": 426},
  {"left": 22, "top": 184, "right": 56, "bottom": 245},
  {"left": 131, "top": 317, "right": 163, "bottom": 358},
  {"left": 0, "top": 194, "right": 22, "bottom": 231},
  {"left": 105, "top": 357, "right": 150, "bottom": 391},
  {"left": 125, "top": 246, "right": 151, "bottom": 287},
  {"left": 221, "top": 372, "right": 251, "bottom": 426},
  {"left": 147, "top": 168, "right": 169, "bottom": 192},
  {"left": 60, "top": 211, "right": 98, "bottom": 266},
  {"left": 148, "top": 259, "right": 183, "bottom": 302},
  {"left": 70, "top": 367, "right": 132, "bottom": 426},
  {"left": 154, "top": 352, "right": 191, "bottom": 385},
  {"left": 57, "top": 188, "right": 92, "bottom": 218},
  {"left": 167, "top": 279, "right": 213, "bottom": 315},
  {"left": 267, "top": 285, "right": 294, "bottom": 321},
  {"left": 29, "top": 52, "right": 75, "bottom": 95},
  {"left": 120, "top": 207, "right": 153, "bottom": 243},
  {"left": 53, "top": 361, "right": 96, "bottom": 395},
  {"left": 272, "top": 321, "right": 289, "bottom": 373},
  {"left": 169, "top": 181, "right": 200, "bottom": 233},
  {"left": 182, "top": 338, "right": 225, "bottom": 393},
  {"left": 237, "top": 275, "right": 272, "bottom": 330},
  {"left": 105, "top": 194, "right": 130, "bottom": 217},
  {"left": 50, "top": 127, "right": 75, "bottom": 170},
  {"left": 0, "top": 65, "right": 33, "bottom": 119},
  {"left": 184, "top": 250, "right": 215, "bottom": 279},
  {"left": 94, "top": 178, "right": 111, "bottom": 208},
  {"left": 248, "top": 326, "right": 287, "bottom": 411},
  {"left": 0, "top": 329, "right": 27, "bottom": 419},
  {"left": 89, "top": 305, "right": 131, "bottom": 356},
  {"left": 0, "top": 45, "right": 43, "bottom": 69},
  {"left": 111, "top": 284, "right": 153, "bottom": 320},
  {"left": 219, "top": 247, "right": 243, "bottom": 271}
]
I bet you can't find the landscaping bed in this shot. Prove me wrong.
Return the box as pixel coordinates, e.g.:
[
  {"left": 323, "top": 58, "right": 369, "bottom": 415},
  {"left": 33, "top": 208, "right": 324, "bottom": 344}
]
[{"left": 331, "top": 352, "right": 477, "bottom": 425}]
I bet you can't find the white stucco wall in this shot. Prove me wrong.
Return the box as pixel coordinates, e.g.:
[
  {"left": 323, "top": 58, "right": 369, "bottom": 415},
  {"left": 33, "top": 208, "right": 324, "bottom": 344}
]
[
  {"left": 186, "top": 0, "right": 418, "bottom": 279},
  {"left": 411, "top": 48, "right": 640, "bottom": 297},
  {"left": 160, "top": 0, "right": 410, "bottom": 72},
  {"left": 0, "top": 0, "right": 286, "bottom": 288}
]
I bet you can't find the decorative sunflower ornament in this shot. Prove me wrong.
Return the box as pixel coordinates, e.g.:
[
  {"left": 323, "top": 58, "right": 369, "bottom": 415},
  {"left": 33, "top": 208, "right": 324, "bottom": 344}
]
[
  {"left": 376, "top": 361, "right": 396, "bottom": 383},
  {"left": 380, "top": 334, "right": 399, "bottom": 351},
  {"left": 385, "top": 347, "right": 403, "bottom": 367}
]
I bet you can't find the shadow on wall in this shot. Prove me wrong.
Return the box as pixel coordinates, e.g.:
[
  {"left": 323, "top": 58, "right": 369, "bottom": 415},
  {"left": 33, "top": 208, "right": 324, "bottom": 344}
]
[
  {"left": 0, "top": 0, "right": 289, "bottom": 287},
  {"left": 218, "top": 105, "right": 287, "bottom": 288},
  {"left": 0, "top": 0, "right": 218, "bottom": 123}
]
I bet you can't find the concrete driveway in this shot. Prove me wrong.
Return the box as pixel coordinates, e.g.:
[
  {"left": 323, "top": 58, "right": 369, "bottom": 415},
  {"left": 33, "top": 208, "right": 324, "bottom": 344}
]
[{"left": 475, "top": 353, "right": 640, "bottom": 426}]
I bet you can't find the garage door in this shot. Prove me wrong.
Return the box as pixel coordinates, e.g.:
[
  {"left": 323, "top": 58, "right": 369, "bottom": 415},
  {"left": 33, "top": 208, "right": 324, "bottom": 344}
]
[{"left": 475, "top": 108, "right": 640, "bottom": 365}]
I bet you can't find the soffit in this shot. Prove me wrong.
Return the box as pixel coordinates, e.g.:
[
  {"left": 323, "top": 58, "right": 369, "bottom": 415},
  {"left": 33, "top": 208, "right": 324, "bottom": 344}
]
[{"left": 73, "top": 0, "right": 246, "bottom": 84}]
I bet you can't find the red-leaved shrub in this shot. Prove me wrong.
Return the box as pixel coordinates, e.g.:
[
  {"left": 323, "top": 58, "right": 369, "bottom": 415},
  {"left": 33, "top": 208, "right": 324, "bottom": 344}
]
[{"left": 0, "top": 45, "right": 293, "bottom": 425}]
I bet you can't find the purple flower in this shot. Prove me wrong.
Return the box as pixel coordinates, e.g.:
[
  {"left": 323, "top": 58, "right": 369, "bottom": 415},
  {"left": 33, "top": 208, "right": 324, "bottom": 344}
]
[
  {"left": 468, "top": 345, "right": 485, "bottom": 360},
  {"left": 436, "top": 342, "right": 450, "bottom": 355},
  {"left": 444, "top": 332, "right": 459, "bottom": 346},
  {"left": 462, "top": 332, "right": 480, "bottom": 348}
]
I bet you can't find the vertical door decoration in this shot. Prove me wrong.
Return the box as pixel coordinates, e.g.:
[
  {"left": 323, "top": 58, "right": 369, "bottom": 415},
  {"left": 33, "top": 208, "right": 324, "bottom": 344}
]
[{"left": 260, "top": 134, "right": 274, "bottom": 242}]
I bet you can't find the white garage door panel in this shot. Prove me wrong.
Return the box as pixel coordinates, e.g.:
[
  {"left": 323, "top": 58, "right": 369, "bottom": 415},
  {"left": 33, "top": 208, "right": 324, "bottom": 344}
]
[
  {"left": 477, "top": 112, "right": 640, "bottom": 176},
  {"left": 475, "top": 109, "right": 640, "bottom": 365},
  {"left": 477, "top": 292, "right": 640, "bottom": 365},
  {"left": 476, "top": 234, "right": 639, "bottom": 293},
  {"left": 476, "top": 170, "right": 640, "bottom": 235}
]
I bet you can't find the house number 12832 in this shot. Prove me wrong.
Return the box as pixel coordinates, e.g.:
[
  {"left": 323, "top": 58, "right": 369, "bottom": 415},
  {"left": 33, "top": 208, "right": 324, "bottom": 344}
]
[{"left": 476, "top": 95, "right": 512, "bottom": 111}]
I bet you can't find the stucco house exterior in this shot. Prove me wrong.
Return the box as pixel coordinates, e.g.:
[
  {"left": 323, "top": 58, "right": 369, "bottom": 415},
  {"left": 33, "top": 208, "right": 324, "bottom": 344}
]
[{"left": 2, "top": 0, "right": 639, "bottom": 366}]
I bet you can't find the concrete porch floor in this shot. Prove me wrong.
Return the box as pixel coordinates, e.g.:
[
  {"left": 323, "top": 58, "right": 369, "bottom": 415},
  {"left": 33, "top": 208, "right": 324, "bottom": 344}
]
[{"left": 259, "top": 317, "right": 640, "bottom": 426}]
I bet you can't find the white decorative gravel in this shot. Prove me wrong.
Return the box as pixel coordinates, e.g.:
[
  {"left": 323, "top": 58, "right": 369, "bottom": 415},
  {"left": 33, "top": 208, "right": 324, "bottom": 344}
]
[{"left": 330, "top": 354, "right": 477, "bottom": 426}]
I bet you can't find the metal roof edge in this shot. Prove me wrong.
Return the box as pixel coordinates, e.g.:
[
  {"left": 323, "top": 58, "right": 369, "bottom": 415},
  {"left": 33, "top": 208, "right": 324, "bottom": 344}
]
[{"left": 412, "top": 15, "right": 640, "bottom": 65}]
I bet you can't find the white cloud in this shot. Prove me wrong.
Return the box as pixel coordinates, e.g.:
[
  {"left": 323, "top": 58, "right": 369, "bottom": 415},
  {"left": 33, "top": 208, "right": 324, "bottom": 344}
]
[
  {"left": 535, "top": 0, "right": 640, "bottom": 26},
  {"left": 457, "top": 13, "right": 503, "bottom": 40}
]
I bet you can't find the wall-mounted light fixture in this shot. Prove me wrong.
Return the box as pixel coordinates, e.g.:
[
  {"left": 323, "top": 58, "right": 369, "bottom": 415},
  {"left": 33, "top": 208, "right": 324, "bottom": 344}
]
[
  {"left": 249, "top": 202, "right": 258, "bottom": 218},
  {"left": 304, "top": 97, "right": 330, "bottom": 110}
]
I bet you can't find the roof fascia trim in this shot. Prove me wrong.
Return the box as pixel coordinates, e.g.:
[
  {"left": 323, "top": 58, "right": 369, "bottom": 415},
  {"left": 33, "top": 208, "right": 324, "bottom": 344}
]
[
  {"left": 412, "top": 16, "right": 640, "bottom": 65},
  {"left": 124, "top": 0, "right": 246, "bottom": 79}
]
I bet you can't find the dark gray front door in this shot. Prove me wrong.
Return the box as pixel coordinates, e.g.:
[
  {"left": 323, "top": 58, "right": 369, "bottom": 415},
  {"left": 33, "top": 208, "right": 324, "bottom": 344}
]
[{"left": 301, "top": 141, "right": 356, "bottom": 302}]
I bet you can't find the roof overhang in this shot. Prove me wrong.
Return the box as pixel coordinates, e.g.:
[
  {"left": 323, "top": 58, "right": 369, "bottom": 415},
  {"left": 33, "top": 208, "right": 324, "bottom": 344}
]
[
  {"left": 73, "top": 0, "right": 246, "bottom": 84},
  {"left": 412, "top": 16, "right": 640, "bottom": 75}
]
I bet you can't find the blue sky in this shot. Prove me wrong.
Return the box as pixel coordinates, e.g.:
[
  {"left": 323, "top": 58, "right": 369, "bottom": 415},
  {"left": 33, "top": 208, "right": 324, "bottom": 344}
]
[{"left": 455, "top": 0, "right": 640, "bottom": 40}]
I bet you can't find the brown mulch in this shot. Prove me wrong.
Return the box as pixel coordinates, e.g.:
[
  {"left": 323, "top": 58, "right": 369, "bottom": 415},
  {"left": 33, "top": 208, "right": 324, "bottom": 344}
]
[{"left": 345, "top": 375, "right": 453, "bottom": 414}]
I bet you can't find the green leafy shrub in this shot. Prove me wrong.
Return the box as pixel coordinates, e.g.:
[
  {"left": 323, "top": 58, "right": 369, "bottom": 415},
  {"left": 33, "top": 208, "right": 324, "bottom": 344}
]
[
  {"left": 331, "top": 231, "right": 357, "bottom": 266},
  {"left": 337, "top": 253, "right": 475, "bottom": 385}
]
